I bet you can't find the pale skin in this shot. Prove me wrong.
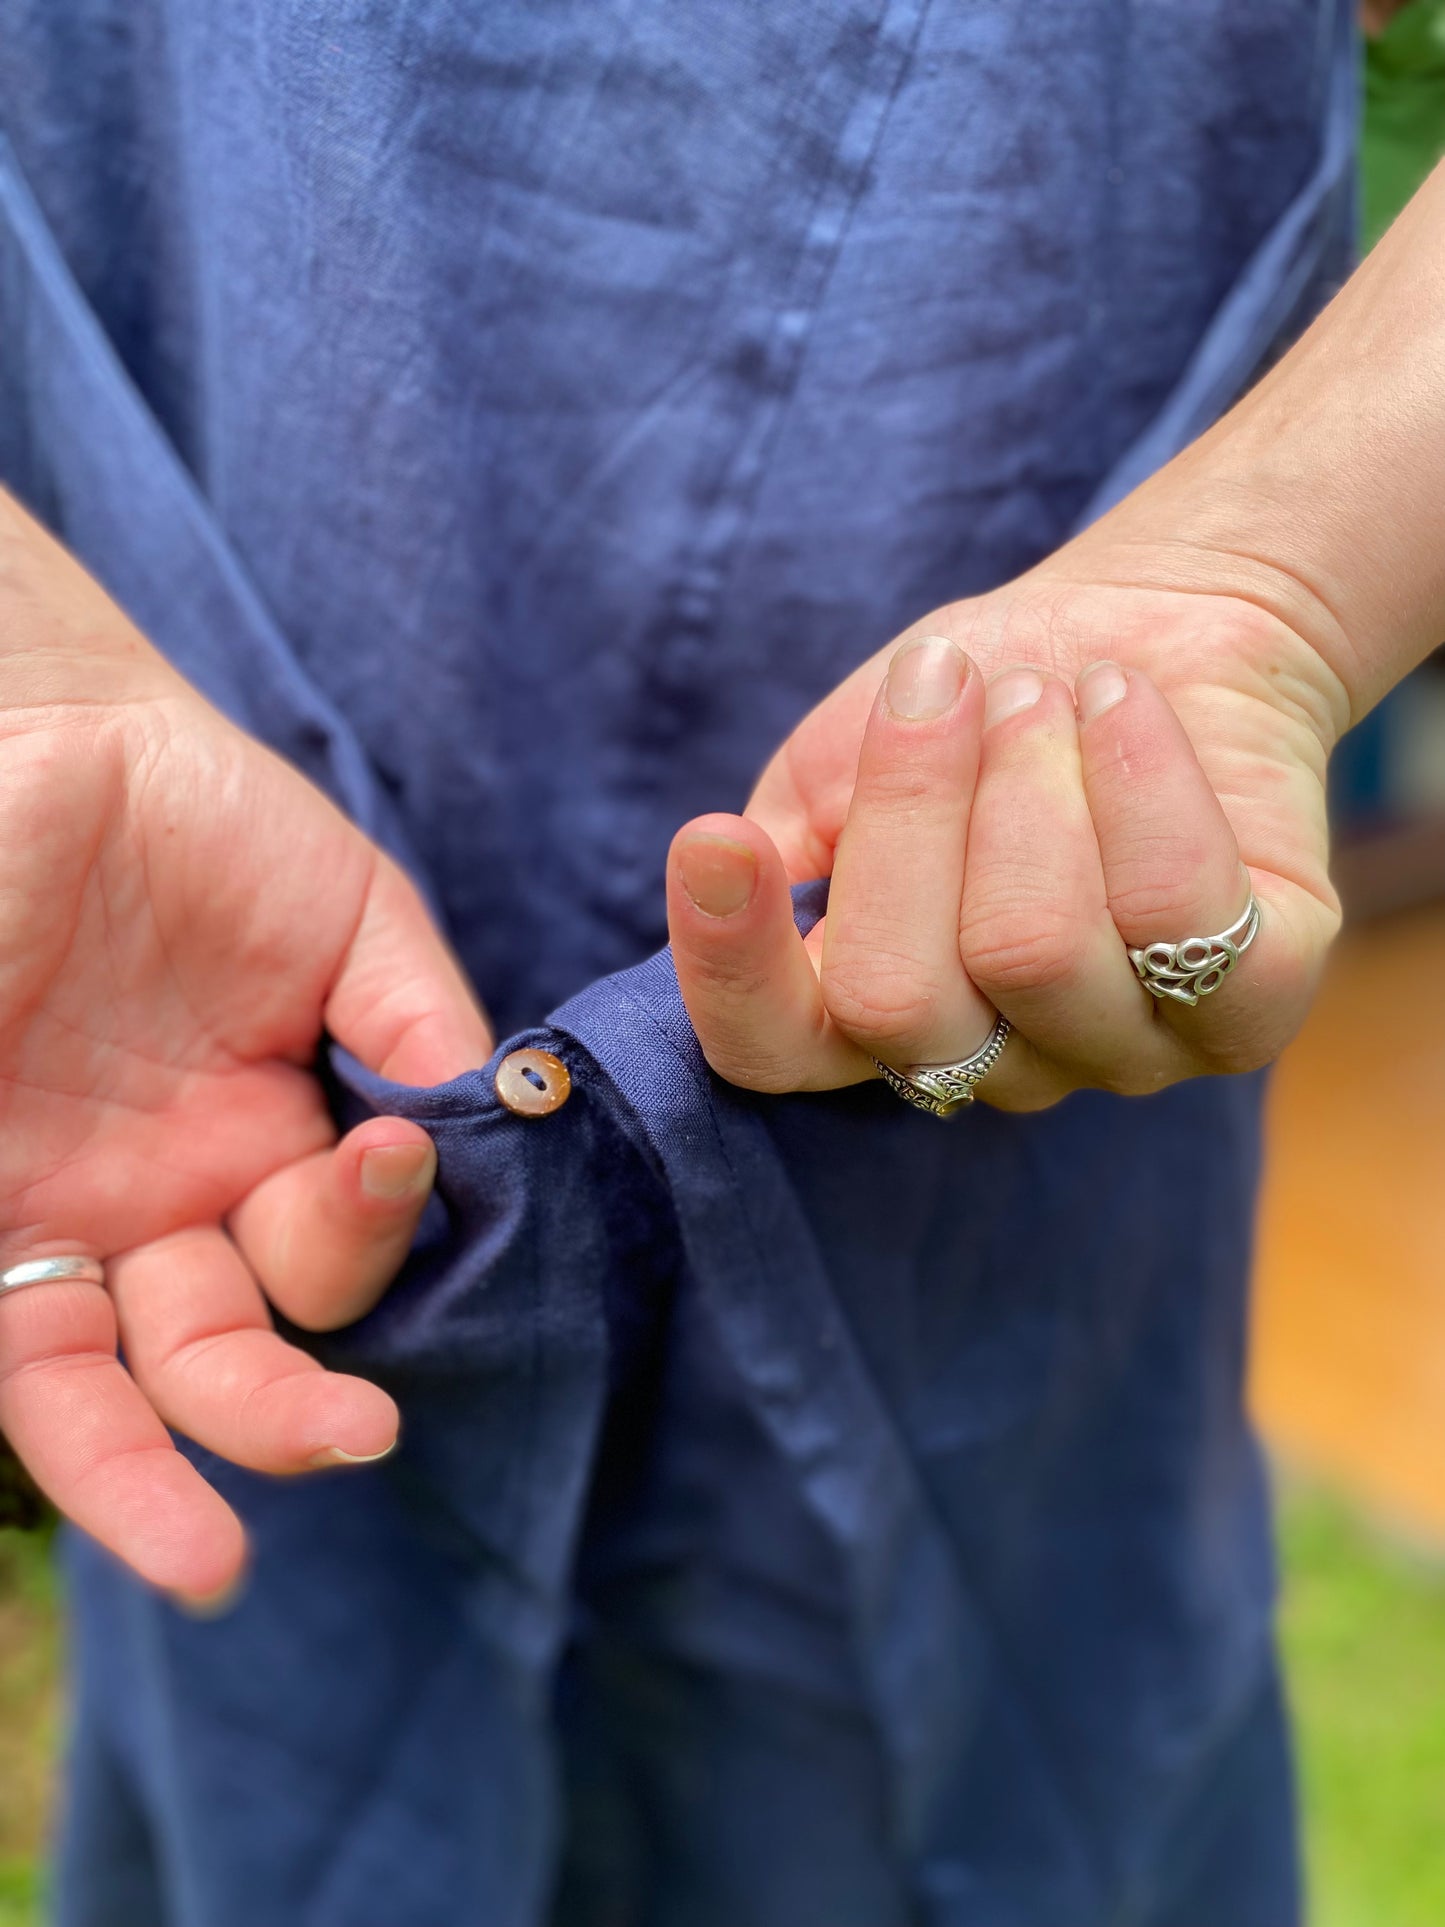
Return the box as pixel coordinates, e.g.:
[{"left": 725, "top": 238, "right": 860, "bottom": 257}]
[
  {"left": 0, "top": 502, "right": 494, "bottom": 1602},
  {"left": 3, "top": 163, "right": 1444, "bottom": 1605},
  {"left": 669, "top": 162, "right": 1445, "bottom": 1109}
]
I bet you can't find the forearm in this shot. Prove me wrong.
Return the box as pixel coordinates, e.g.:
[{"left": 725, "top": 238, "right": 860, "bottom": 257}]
[{"left": 1070, "top": 161, "right": 1445, "bottom": 724}]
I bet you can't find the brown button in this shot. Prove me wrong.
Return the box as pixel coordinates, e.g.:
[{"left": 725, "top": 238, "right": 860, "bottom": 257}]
[{"left": 494, "top": 1048, "right": 572, "bottom": 1118}]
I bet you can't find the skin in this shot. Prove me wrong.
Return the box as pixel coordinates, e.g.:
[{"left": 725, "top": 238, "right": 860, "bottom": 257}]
[
  {"left": 669, "top": 591, "right": 1336, "bottom": 1111},
  {"left": 4, "top": 157, "right": 1444, "bottom": 1602},
  {"left": 0, "top": 498, "right": 492, "bottom": 1601},
  {"left": 669, "top": 163, "right": 1445, "bottom": 1111}
]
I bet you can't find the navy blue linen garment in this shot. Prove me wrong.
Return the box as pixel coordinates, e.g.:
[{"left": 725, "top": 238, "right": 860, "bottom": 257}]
[{"left": 0, "top": 5, "right": 1356, "bottom": 1923}]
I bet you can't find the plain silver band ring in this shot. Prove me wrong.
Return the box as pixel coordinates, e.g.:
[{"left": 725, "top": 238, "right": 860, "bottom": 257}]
[
  {"left": 1128, "top": 894, "right": 1260, "bottom": 1007},
  {"left": 873, "top": 1014, "right": 1012, "bottom": 1119},
  {"left": 0, "top": 1256, "right": 106, "bottom": 1302}
]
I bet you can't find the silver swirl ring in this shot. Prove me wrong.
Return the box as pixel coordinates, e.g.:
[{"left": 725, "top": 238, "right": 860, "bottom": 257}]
[
  {"left": 1128, "top": 895, "right": 1260, "bottom": 1007},
  {"left": 0, "top": 1256, "right": 107, "bottom": 1302},
  {"left": 873, "top": 1014, "right": 1011, "bottom": 1119}
]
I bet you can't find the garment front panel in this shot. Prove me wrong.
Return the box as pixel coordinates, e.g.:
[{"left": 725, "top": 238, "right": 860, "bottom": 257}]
[
  {"left": 2, "top": 0, "right": 1351, "bottom": 1028},
  {"left": 0, "top": 4, "right": 1356, "bottom": 1924}
]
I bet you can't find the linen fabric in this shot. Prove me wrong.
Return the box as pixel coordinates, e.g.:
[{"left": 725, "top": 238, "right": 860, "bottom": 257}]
[{"left": 0, "top": 5, "right": 1355, "bottom": 1922}]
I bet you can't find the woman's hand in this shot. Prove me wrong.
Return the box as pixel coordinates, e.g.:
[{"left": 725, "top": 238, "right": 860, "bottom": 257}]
[
  {"left": 671, "top": 157, "right": 1445, "bottom": 1110},
  {"left": 667, "top": 567, "right": 1343, "bottom": 1111},
  {"left": 0, "top": 494, "right": 492, "bottom": 1601}
]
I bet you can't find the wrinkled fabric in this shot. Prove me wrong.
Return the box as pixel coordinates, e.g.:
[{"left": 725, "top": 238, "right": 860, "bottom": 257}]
[{"left": 0, "top": 5, "right": 1356, "bottom": 1923}]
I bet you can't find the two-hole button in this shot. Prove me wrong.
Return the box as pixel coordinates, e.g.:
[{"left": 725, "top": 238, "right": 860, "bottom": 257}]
[{"left": 494, "top": 1048, "right": 571, "bottom": 1118}]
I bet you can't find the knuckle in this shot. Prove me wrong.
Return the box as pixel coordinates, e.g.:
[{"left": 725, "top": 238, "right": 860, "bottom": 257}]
[
  {"left": 680, "top": 948, "right": 775, "bottom": 1005},
  {"left": 696, "top": 1039, "right": 804, "bottom": 1094},
  {"left": 961, "top": 904, "right": 1088, "bottom": 1000},
  {"left": 822, "top": 951, "right": 944, "bottom": 1049},
  {"left": 855, "top": 758, "right": 942, "bottom": 816},
  {"left": 676, "top": 962, "right": 821, "bottom": 1094},
  {"left": 1104, "top": 853, "right": 1217, "bottom": 936}
]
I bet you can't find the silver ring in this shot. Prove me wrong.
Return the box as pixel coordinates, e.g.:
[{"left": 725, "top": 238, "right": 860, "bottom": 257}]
[
  {"left": 0, "top": 1256, "right": 106, "bottom": 1302},
  {"left": 873, "top": 1015, "right": 1011, "bottom": 1119},
  {"left": 1128, "top": 894, "right": 1260, "bottom": 1007}
]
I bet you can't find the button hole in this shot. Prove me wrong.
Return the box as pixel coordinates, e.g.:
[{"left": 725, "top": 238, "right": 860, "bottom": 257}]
[{"left": 522, "top": 1066, "right": 548, "bottom": 1092}]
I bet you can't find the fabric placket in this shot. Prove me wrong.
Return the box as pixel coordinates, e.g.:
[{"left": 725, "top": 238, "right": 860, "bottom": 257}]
[{"left": 610, "top": 0, "right": 939, "bottom": 858}]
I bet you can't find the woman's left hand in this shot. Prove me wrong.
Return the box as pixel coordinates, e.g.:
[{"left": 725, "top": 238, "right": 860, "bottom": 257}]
[{"left": 666, "top": 561, "right": 1345, "bottom": 1112}]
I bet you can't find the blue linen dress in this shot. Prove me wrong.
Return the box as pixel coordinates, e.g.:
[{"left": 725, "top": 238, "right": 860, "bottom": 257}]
[{"left": 0, "top": 5, "right": 1356, "bottom": 1923}]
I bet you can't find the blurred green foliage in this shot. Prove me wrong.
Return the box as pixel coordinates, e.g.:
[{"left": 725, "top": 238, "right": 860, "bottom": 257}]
[
  {"left": 0, "top": 1530, "right": 56, "bottom": 1927},
  {"left": 0, "top": 1868, "right": 44, "bottom": 1927},
  {"left": 1280, "top": 1491, "right": 1445, "bottom": 1927},
  {"left": 1363, "top": 0, "right": 1445, "bottom": 248}
]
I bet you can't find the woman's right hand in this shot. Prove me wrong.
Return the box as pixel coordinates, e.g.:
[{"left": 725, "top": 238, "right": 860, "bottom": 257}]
[{"left": 0, "top": 492, "right": 493, "bottom": 1603}]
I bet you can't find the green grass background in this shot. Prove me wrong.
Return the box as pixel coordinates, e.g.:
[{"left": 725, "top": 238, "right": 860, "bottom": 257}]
[
  {"left": 0, "top": 1530, "right": 57, "bottom": 1927},
  {"left": 1279, "top": 1491, "right": 1445, "bottom": 1927},
  {"left": 1, "top": 1488, "right": 1443, "bottom": 1925}
]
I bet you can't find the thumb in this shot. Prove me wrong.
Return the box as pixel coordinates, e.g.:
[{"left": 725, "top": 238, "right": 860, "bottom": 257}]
[
  {"left": 324, "top": 852, "right": 494, "bottom": 1084},
  {"left": 667, "top": 813, "right": 862, "bottom": 1092}
]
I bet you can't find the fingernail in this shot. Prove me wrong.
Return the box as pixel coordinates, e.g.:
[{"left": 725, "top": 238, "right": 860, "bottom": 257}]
[
  {"left": 676, "top": 835, "right": 757, "bottom": 918},
  {"left": 171, "top": 1574, "right": 246, "bottom": 1619},
  {"left": 885, "top": 635, "right": 969, "bottom": 721},
  {"left": 360, "top": 1142, "right": 436, "bottom": 1203},
  {"left": 1076, "top": 660, "right": 1128, "bottom": 722},
  {"left": 309, "top": 1439, "right": 399, "bottom": 1469},
  {"left": 984, "top": 667, "right": 1045, "bottom": 728}
]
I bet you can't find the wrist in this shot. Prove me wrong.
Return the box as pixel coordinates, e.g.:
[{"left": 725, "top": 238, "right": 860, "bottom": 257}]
[
  {"left": 999, "top": 516, "right": 1354, "bottom": 760},
  {"left": 0, "top": 489, "right": 177, "bottom": 718},
  {"left": 1073, "top": 164, "right": 1445, "bottom": 725}
]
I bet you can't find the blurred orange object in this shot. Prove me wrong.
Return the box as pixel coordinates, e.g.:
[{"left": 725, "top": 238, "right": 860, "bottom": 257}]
[{"left": 1252, "top": 902, "right": 1445, "bottom": 1542}]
